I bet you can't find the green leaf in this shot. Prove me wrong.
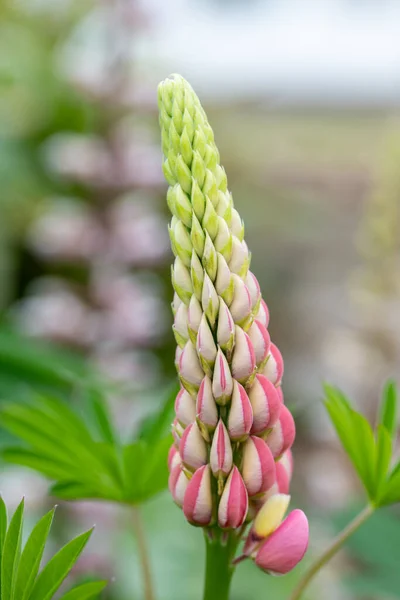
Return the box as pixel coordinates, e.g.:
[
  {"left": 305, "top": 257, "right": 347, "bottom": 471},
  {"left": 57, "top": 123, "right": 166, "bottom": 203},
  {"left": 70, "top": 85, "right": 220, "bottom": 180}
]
[
  {"left": 29, "top": 529, "right": 93, "bottom": 600},
  {"left": 374, "top": 425, "right": 392, "bottom": 502},
  {"left": 324, "top": 385, "right": 376, "bottom": 500},
  {"left": 58, "top": 581, "right": 108, "bottom": 600},
  {"left": 0, "top": 496, "right": 8, "bottom": 563},
  {"left": 1, "top": 498, "right": 24, "bottom": 600},
  {"left": 14, "top": 507, "right": 55, "bottom": 600},
  {"left": 89, "top": 390, "right": 117, "bottom": 445},
  {"left": 379, "top": 380, "right": 397, "bottom": 439}
]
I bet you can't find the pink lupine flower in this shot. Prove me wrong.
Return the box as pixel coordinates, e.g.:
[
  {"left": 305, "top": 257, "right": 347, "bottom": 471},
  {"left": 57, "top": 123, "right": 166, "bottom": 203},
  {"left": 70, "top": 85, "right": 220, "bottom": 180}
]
[
  {"left": 158, "top": 74, "right": 308, "bottom": 575},
  {"left": 255, "top": 510, "right": 309, "bottom": 574}
]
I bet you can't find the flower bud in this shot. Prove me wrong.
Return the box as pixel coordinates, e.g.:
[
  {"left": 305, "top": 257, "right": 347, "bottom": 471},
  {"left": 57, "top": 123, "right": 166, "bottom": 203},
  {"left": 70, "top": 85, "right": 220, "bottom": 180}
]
[
  {"left": 254, "top": 510, "right": 309, "bottom": 575},
  {"left": 248, "top": 320, "right": 270, "bottom": 366},
  {"left": 231, "top": 326, "right": 256, "bottom": 384},
  {"left": 196, "top": 314, "right": 217, "bottom": 374},
  {"left": 215, "top": 253, "right": 234, "bottom": 305},
  {"left": 217, "top": 298, "right": 235, "bottom": 354},
  {"left": 171, "top": 292, "right": 182, "bottom": 316},
  {"left": 218, "top": 466, "right": 248, "bottom": 529},
  {"left": 262, "top": 343, "right": 284, "bottom": 385},
  {"left": 191, "top": 214, "right": 205, "bottom": 257},
  {"left": 214, "top": 217, "right": 233, "bottom": 261},
  {"left": 203, "top": 196, "right": 218, "bottom": 240},
  {"left": 210, "top": 419, "right": 233, "bottom": 480},
  {"left": 201, "top": 273, "right": 219, "bottom": 327},
  {"left": 175, "top": 388, "right": 196, "bottom": 427},
  {"left": 255, "top": 298, "right": 270, "bottom": 328},
  {"left": 179, "top": 341, "right": 204, "bottom": 391},
  {"left": 187, "top": 295, "right": 202, "bottom": 344},
  {"left": 266, "top": 405, "right": 295, "bottom": 459},
  {"left": 180, "top": 422, "right": 208, "bottom": 471},
  {"left": 191, "top": 179, "right": 206, "bottom": 220},
  {"left": 231, "top": 208, "right": 244, "bottom": 240},
  {"left": 246, "top": 271, "right": 261, "bottom": 311},
  {"left": 172, "top": 417, "right": 185, "bottom": 448},
  {"left": 216, "top": 191, "right": 232, "bottom": 226},
  {"left": 168, "top": 444, "right": 181, "bottom": 471},
  {"left": 173, "top": 302, "right": 189, "bottom": 348},
  {"left": 196, "top": 376, "right": 218, "bottom": 433},
  {"left": 203, "top": 231, "right": 217, "bottom": 281},
  {"left": 229, "top": 275, "right": 252, "bottom": 326},
  {"left": 173, "top": 220, "right": 192, "bottom": 266},
  {"left": 248, "top": 374, "right": 282, "bottom": 435},
  {"left": 172, "top": 256, "right": 193, "bottom": 304},
  {"left": 190, "top": 250, "right": 204, "bottom": 301},
  {"left": 228, "top": 380, "right": 253, "bottom": 442},
  {"left": 183, "top": 464, "right": 213, "bottom": 526},
  {"left": 212, "top": 348, "right": 233, "bottom": 405},
  {"left": 276, "top": 449, "right": 293, "bottom": 494},
  {"left": 169, "top": 465, "right": 189, "bottom": 507},
  {"left": 241, "top": 435, "right": 276, "bottom": 497},
  {"left": 229, "top": 236, "right": 249, "bottom": 277}
]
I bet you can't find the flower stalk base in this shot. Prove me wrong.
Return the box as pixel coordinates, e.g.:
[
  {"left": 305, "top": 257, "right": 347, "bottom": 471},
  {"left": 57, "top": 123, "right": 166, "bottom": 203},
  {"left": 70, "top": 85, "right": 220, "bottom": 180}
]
[{"left": 203, "top": 530, "right": 240, "bottom": 600}]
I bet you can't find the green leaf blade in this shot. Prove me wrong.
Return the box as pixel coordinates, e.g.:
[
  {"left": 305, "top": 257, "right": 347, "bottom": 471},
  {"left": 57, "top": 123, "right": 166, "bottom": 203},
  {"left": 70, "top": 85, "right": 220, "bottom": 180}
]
[
  {"left": 29, "top": 528, "right": 93, "bottom": 600},
  {"left": 14, "top": 507, "right": 55, "bottom": 600},
  {"left": 1, "top": 498, "right": 24, "bottom": 600},
  {"left": 58, "top": 581, "right": 108, "bottom": 600},
  {"left": 380, "top": 380, "right": 397, "bottom": 439}
]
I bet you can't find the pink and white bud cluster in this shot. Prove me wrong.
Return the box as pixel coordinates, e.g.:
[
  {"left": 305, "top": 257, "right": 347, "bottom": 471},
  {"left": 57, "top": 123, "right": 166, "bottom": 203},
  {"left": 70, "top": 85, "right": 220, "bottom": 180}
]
[{"left": 160, "top": 74, "right": 308, "bottom": 575}]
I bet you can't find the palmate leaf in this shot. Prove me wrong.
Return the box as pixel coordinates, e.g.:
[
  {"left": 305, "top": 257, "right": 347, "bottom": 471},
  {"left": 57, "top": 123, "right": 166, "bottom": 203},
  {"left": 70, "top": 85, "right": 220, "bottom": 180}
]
[
  {"left": 0, "top": 499, "right": 105, "bottom": 599},
  {"left": 324, "top": 381, "right": 400, "bottom": 507},
  {"left": 0, "top": 384, "right": 177, "bottom": 506}
]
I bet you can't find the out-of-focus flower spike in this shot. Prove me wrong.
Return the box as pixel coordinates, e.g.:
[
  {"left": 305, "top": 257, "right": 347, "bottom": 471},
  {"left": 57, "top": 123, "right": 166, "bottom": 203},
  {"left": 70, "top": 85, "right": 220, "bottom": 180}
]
[
  {"left": 246, "top": 271, "right": 261, "bottom": 312},
  {"left": 266, "top": 405, "right": 295, "bottom": 459},
  {"left": 183, "top": 464, "right": 214, "bottom": 526},
  {"left": 196, "top": 314, "right": 217, "bottom": 375},
  {"left": 241, "top": 435, "right": 276, "bottom": 497},
  {"left": 190, "top": 250, "right": 204, "bottom": 301},
  {"left": 248, "top": 320, "right": 271, "bottom": 367},
  {"left": 276, "top": 449, "right": 293, "bottom": 494},
  {"left": 168, "top": 444, "right": 181, "bottom": 471},
  {"left": 180, "top": 421, "right": 208, "bottom": 471},
  {"left": 231, "top": 326, "right": 256, "bottom": 385},
  {"left": 212, "top": 347, "right": 234, "bottom": 405},
  {"left": 172, "top": 256, "right": 193, "bottom": 304},
  {"left": 169, "top": 465, "right": 189, "bottom": 508},
  {"left": 175, "top": 388, "right": 196, "bottom": 427},
  {"left": 173, "top": 302, "right": 189, "bottom": 348},
  {"left": 215, "top": 253, "right": 234, "bottom": 305},
  {"left": 218, "top": 466, "right": 248, "bottom": 529},
  {"left": 201, "top": 273, "right": 219, "bottom": 327},
  {"left": 210, "top": 419, "right": 233, "bottom": 484},
  {"left": 248, "top": 374, "right": 282, "bottom": 435},
  {"left": 229, "top": 275, "right": 252, "bottom": 327},
  {"left": 262, "top": 342, "right": 284, "bottom": 385},
  {"left": 228, "top": 380, "right": 253, "bottom": 442},
  {"left": 254, "top": 510, "right": 309, "bottom": 575},
  {"left": 255, "top": 298, "right": 270, "bottom": 329},
  {"left": 196, "top": 375, "right": 218, "bottom": 436},
  {"left": 187, "top": 295, "right": 202, "bottom": 344},
  {"left": 179, "top": 341, "right": 204, "bottom": 393},
  {"left": 217, "top": 298, "right": 235, "bottom": 355}
]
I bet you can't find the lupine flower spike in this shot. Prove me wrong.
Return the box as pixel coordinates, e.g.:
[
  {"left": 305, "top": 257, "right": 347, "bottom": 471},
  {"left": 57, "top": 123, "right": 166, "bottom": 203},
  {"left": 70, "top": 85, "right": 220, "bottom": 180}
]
[{"left": 159, "top": 74, "right": 308, "bottom": 582}]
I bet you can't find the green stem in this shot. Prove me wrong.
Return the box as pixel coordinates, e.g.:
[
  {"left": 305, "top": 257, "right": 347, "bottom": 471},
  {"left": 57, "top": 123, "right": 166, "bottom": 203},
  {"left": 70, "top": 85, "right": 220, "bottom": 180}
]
[
  {"left": 132, "top": 506, "right": 155, "bottom": 600},
  {"left": 203, "top": 531, "right": 240, "bottom": 600},
  {"left": 290, "top": 504, "right": 374, "bottom": 600}
]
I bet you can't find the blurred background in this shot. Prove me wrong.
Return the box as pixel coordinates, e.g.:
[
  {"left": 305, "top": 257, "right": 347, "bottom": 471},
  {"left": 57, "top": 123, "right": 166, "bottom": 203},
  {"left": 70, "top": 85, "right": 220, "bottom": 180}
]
[{"left": 1, "top": 0, "right": 400, "bottom": 598}]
